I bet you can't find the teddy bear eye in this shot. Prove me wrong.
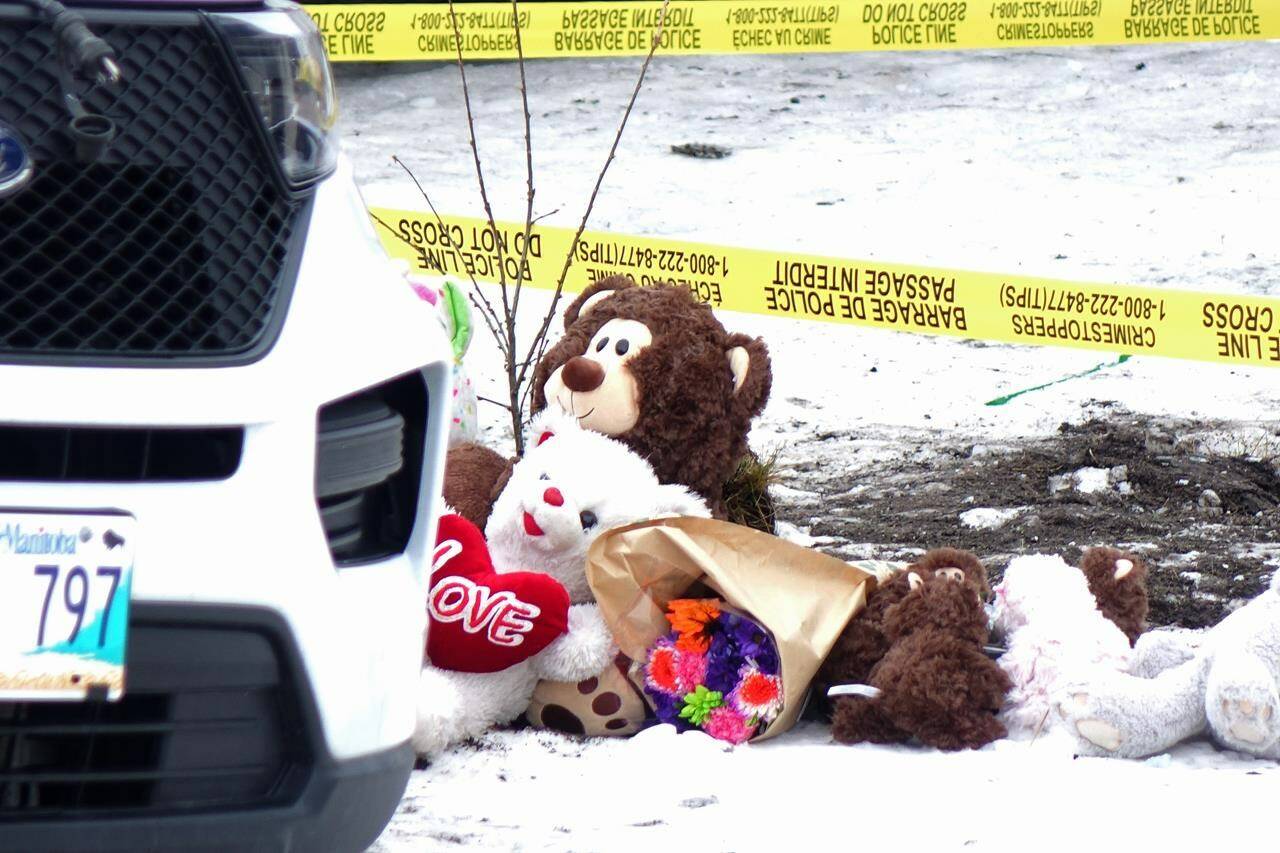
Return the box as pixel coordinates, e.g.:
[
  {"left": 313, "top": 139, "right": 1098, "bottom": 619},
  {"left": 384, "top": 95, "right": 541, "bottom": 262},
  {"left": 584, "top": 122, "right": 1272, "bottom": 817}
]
[
  {"left": 595, "top": 337, "right": 609, "bottom": 353},
  {"left": 539, "top": 473, "right": 549, "bottom": 481},
  {"left": 615, "top": 339, "right": 629, "bottom": 356},
  {"left": 579, "top": 510, "right": 598, "bottom": 530}
]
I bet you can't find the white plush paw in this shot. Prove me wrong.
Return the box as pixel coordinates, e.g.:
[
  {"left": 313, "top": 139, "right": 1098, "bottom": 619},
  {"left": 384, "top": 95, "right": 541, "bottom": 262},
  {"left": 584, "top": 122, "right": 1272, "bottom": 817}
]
[
  {"left": 1215, "top": 690, "right": 1280, "bottom": 752},
  {"left": 412, "top": 669, "right": 466, "bottom": 757},
  {"left": 1056, "top": 690, "right": 1126, "bottom": 754},
  {"left": 534, "top": 604, "right": 616, "bottom": 683}
]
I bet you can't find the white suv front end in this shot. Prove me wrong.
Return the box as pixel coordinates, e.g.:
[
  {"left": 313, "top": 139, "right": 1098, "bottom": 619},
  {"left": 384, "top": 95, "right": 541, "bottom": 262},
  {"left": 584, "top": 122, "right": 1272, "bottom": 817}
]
[{"left": 0, "top": 2, "right": 447, "bottom": 850}]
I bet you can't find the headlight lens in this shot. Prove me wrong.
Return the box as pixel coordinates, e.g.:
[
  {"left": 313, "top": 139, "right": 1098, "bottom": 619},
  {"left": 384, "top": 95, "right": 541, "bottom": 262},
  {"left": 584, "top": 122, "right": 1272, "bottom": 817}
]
[{"left": 213, "top": 2, "right": 338, "bottom": 187}]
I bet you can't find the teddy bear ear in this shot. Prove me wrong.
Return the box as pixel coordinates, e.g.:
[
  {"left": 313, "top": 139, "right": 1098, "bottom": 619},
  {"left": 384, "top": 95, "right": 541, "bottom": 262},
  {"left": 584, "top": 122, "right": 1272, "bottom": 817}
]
[
  {"left": 526, "top": 408, "right": 582, "bottom": 448},
  {"left": 562, "top": 275, "right": 635, "bottom": 328},
  {"left": 724, "top": 333, "right": 772, "bottom": 416}
]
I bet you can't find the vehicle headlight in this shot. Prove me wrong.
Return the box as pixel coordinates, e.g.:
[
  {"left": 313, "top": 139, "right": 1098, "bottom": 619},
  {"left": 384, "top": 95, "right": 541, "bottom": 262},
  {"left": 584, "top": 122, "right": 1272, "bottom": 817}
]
[{"left": 213, "top": 1, "right": 338, "bottom": 188}]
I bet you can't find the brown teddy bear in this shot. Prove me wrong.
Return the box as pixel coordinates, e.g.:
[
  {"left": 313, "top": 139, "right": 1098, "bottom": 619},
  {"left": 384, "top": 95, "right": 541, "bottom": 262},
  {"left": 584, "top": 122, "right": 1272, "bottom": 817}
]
[
  {"left": 817, "top": 546, "right": 1147, "bottom": 709},
  {"left": 444, "top": 275, "right": 772, "bottom": 525},
  {"left": 831, "top": 568, "right": 1011, "bottom": 750},
  {"left": 818, "top": 548, "right": 989, "bottom": 699}
]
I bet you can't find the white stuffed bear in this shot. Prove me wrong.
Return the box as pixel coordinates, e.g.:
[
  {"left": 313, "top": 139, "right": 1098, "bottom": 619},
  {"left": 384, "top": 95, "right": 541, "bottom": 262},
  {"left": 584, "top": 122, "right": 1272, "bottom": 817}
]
[
  {"left": 992, "top": 554, "right": 1133, "bottom": 737},
  {"left": 1056, "top": 570, "right": 1280, "bottom": 758},
  {"left": 413, "top": 411, "right": 709, "bottom": 756}
]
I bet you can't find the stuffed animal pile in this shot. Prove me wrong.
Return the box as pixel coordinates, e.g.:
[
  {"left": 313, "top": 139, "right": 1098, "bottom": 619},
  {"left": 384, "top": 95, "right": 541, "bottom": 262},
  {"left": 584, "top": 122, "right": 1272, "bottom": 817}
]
[
  {"left": 414, "top": 274, "right": 1275, "bottom": 764},
  {"left": 823, "top": 546, "right": 1153, "bottom": 750},
  {"left": 414, "top": 411, "right": 709, "bottom": 756},
  {"left": 444, "top": 276, "right": 772, "bottom": 528}
]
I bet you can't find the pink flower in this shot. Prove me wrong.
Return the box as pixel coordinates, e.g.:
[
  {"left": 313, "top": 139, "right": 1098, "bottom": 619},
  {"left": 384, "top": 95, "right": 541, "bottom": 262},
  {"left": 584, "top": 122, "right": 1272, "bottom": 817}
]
[
  {"left": 675, "top": 649, "right": 707, "bottom": 693},
  {"left": 645, "top": 640, "right": 681, "bottom": 697},
  {"left": 702, "top": 706, "right": 754, "bottom": 744},
  {"left": 731, "top": 667, "right": 783, "bottom": 721},
  {"left": 410, "top": 281, "right": 438, "bottom": 305}
]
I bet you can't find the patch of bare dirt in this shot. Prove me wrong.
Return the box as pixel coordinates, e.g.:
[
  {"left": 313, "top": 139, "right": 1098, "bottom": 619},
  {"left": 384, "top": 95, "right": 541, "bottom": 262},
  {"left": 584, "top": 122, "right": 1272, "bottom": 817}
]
[{"left": 781, "top": 415, "right": 1280, "bottom": 629}]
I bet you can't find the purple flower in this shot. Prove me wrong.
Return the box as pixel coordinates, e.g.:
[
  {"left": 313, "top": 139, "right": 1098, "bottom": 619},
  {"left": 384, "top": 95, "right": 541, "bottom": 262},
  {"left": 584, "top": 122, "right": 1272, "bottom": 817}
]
[
  {"left": 704, "top": 637, "right": 740, "bottom": 693},
  {"left": 644, "top": 689, "right": 695, "bottom": 732},
  {"left": 727, "top": 614, "right": 780, "bottom": 674}
]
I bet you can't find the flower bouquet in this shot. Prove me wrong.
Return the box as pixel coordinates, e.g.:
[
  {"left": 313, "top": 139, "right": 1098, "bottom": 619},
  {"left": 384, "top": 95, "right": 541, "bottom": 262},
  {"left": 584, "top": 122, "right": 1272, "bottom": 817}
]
[
  {"left": 588, "top": 516, "right": 875, "bottom": 743},
  {"left": 644, "top": 599, "right": 783, "bottom": 743}
]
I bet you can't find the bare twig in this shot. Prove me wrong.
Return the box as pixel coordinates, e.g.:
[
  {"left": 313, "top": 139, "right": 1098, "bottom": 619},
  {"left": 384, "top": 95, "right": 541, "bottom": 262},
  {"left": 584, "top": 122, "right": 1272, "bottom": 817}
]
[
  {"left": 369, "top": 211, "right": 411, "bottom": 249},
  {"left": 516, "top": 0, "right": 671, "bottom": 390},
  {"left": 465, "top": 292, "right": 506, "bottom": 355},
  {"left": 447, "top": 1, "right": 514, "bottom": 345},
  {"left": 370, "top": 210, "right": 508, "bottom": 355},
  {"left": 532, "top": 207, "right": 561, "bottom": 224},
  {"left": 505, "top": 0, "right": 537, "bottom": 453},
  {"left": 383, "top": 1, "right": 669, "bottom": 457},
  {"left": 508, "top": 0, "right": 536, "bottom": 324},
  {"left": 1029, "top": 708, "right": 1051, "bottom": 746},
  {"left": 517, "top": 364, "right": 539, "bottom": 422},
  {"left": 389, "top": 156, "right": 479, "bottom": 296}
]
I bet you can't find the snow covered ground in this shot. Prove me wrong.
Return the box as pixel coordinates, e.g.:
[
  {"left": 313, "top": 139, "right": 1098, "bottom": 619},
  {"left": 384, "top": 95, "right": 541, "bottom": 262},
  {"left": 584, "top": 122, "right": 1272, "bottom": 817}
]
[
  {"left": 371, "top": 724, "right": 1279, "bottom": 852},
  {"left": 335, "top": 42, "right": 1280, "bottom": 851},
  {"left": 341, "top": 41, "right": 1280, "bottom": 457}
]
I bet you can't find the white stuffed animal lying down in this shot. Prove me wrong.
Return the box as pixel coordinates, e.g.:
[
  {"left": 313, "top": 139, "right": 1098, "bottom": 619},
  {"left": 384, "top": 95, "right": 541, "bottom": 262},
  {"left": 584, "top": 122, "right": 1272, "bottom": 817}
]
[
  {"left": 414, "top": 412, "right": 710, "bottom": 756},
  {"left": 992, "top": 554, "right": 1133, "bottom": 736},
  {"left": 1057, "top": 570, "right": 1280, "bottom": 759}
]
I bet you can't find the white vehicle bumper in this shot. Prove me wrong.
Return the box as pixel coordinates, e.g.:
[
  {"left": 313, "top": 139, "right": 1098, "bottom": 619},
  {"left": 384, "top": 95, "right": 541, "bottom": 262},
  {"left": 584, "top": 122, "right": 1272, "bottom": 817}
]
[{"left": 0, "top": 156, "right": 452, "bottom": 765}]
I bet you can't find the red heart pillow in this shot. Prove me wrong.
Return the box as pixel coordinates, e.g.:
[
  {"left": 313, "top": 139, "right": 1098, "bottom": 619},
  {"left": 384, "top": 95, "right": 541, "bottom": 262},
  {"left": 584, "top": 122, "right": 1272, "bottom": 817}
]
[{"left": 427, "top": 514, "right": 570, "bottom": 673}]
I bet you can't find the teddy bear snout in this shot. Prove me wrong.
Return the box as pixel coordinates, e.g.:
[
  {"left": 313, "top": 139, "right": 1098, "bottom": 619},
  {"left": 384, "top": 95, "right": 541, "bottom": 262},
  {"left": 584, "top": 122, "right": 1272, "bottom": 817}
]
[
  {"left": 562, "top": 356, "right": 606, "bottom": 393},
  {"left": 543, "top": 487, "right": 564, "bottom": 507}
]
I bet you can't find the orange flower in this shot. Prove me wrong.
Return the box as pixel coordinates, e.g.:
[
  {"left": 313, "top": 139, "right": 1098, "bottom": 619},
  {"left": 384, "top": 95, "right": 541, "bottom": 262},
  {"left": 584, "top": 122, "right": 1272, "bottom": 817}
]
[{"left": 665, "top": 598, "right": 720, "bottom": 654}]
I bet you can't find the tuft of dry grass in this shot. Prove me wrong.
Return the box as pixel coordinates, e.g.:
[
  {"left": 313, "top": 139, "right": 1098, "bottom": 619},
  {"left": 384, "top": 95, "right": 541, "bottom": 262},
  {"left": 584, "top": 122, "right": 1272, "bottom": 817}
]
[{"left": 723, "top": 448, "right": 779, "bottom": 534}]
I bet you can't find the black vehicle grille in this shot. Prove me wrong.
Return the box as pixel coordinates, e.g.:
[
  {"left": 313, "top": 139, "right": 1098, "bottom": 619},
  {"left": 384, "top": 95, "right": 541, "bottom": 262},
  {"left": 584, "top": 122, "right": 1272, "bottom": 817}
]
[
  {"left": 0, "top": 12, "right": 306, "bottom": 364},
  {"left": 0, "top": 424, "right": 243, "bottom": 481},
  {"left": 316, "top": 372, "right": 428, "bottom": 566},
  {"left": 0, "top": 610, "right": 312, "bottom": 819}
]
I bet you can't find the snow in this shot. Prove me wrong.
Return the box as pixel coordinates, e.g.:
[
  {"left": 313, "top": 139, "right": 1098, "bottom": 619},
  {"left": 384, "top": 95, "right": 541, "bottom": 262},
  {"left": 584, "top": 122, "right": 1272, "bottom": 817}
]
[
  {"left": 1048, "top": 465, "right": 1130, "bottom": 496},
  {"left": 371, "top": 723, "right": 1280, "bottom": 851},
  {"left": 334, "top": 41, "right": 1280, "bottom": 851},
  {"left": 342, "top": 42, "right": 1280, "bottom": 470},
  {"left": 960, "top": 507, "right": 1023, "bottom": 529}
]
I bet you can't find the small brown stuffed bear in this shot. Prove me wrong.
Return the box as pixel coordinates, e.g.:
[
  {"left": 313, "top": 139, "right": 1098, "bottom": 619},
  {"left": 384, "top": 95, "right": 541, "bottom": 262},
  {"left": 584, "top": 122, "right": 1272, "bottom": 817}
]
[
  {"left": 444, "top": 275, "right": 772, "bottom": 527},
  {"left": 831, "top": 568, "right": 1011, "bottom": 751},
  {"left": 817, "top": 546, "right": 1146, "bottom": 704},
  {"left": 818, "top": 548, "right": 989, "bottom": 697},
  {"left": 1077, "top": 546, "right": 1149, "bottom": 645}
]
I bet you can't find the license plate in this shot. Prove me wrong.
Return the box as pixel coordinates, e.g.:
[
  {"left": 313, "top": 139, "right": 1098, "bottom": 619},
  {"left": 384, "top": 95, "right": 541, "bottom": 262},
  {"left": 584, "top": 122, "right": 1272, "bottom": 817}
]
[{"left": 0, "top": 512, "right": 134, "bottom": 701}]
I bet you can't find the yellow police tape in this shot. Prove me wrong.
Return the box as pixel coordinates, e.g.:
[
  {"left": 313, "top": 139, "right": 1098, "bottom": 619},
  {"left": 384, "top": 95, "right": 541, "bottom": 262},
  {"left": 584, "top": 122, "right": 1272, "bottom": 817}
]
[
  {"left": 308, "top": 0, "right": 1277, "bottom": 62},
  {"left": 371, "top": 206, "right": 1280, "bottom": 368}
]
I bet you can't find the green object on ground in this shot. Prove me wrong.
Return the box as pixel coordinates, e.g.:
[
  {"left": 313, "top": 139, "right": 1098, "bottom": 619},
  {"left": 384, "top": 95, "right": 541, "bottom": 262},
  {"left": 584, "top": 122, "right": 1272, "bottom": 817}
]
[{"left": 985, "top": 355, "right": 1131, "bottom": 406}]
